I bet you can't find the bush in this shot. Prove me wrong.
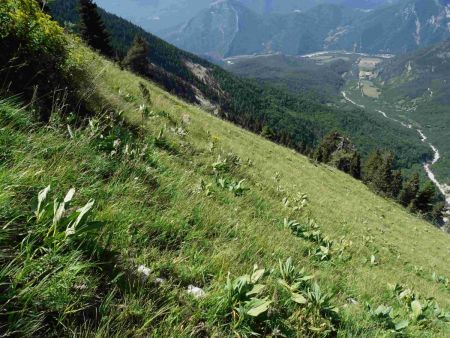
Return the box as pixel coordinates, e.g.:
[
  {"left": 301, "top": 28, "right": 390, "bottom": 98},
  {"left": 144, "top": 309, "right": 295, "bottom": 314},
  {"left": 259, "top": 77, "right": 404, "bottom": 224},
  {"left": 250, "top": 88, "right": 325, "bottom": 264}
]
[{"left": 0, "top": 0, "right": 68, "bottom": 120}]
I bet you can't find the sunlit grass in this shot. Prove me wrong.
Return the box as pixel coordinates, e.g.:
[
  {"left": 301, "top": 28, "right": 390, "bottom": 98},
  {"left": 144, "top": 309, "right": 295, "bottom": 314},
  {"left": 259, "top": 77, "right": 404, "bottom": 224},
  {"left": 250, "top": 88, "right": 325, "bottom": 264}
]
[{"left": 1, "top": 40, "right": 450, "bottom": 336}]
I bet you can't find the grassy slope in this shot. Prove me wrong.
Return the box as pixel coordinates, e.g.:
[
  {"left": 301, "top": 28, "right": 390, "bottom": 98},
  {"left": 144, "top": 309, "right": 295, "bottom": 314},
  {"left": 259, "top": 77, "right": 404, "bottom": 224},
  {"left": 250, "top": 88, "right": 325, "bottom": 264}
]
[{"left": 3, "top": 42, "right": 450, "bottom": 336}]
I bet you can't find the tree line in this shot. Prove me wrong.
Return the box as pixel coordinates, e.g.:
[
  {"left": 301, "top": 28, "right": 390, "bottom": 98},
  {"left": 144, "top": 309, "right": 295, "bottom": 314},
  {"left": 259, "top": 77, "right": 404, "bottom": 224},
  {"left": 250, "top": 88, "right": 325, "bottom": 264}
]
[{"left": 314, "top": 132, "right": 445, "bottom": 225}]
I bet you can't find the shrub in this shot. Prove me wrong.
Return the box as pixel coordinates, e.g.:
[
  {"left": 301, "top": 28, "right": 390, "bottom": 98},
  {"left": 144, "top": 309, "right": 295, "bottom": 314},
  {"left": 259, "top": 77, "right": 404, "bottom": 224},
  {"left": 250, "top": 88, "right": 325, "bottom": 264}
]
[{"left": 0, "top": 0, "right": 68, "bottom": 119}]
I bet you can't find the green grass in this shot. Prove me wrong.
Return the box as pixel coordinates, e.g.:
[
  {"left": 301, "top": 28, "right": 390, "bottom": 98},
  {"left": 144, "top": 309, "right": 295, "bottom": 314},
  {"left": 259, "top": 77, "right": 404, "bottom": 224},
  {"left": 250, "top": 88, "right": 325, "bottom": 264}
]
[{"left": 2, "top": 41, "right": 450, "bottom": 336}]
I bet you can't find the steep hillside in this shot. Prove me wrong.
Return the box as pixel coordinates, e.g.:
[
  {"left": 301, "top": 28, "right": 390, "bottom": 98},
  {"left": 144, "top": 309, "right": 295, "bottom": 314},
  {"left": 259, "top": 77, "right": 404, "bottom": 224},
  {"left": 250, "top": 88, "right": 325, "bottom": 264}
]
[
  {"left": 49, "top": 0, "right": 431, "bottom": 173},
  {"left": 2, "top": 3, "right": 450, "bottom": 336},
  {"left": 163, "top": 0, "right": 450, "bottom": 57}
]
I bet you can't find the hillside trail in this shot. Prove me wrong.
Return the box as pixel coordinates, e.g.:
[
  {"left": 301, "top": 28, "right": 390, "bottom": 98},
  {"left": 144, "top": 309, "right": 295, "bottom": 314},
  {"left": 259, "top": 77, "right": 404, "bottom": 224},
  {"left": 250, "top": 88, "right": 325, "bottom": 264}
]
[{"left": 342, "top": 91, "right": 450, "bottom": 223}]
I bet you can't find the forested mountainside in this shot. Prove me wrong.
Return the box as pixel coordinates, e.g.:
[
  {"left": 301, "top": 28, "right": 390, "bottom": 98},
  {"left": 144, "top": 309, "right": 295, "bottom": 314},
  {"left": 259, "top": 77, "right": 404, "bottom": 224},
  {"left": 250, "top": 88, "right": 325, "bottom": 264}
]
[
  {"left": 223, "top": 53, "right": 352, "bottom": 99},
  {"left": 2, "top": 2, "right": 450, "bottom": 336},
  {"left": 163, "top": 0, "right": 450, "bottom": 58},
  {"left": 49, "top": 0, "right": 430, "bottom": 171},
  {"left": 375, "top": 40, "right": 450, "bottom": 183}
]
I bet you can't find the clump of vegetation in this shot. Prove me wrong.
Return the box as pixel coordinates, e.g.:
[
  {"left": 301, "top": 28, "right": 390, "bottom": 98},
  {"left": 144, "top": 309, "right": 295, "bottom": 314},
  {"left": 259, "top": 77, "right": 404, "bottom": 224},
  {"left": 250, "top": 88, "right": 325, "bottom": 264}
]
[
  {"left": 211, "top": 258, "right": 339, "bottom": 336},
  {"left": 0, "top": 186, "right": 103, "bottom": 336},
  {"left": 315, "top": 131, "right": 361, "bottom": 179},
  {"left": 363, "top": 149, "right": 444, "bottom": 224},
  {"left": 0, "top": 0, "right": 67, "bottom": 119}
]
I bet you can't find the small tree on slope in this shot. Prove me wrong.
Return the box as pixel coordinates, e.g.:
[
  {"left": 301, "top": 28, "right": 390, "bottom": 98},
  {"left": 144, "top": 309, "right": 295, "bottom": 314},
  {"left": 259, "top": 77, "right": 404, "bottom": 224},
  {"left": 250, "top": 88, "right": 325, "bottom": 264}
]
[
  {"left": 122, "top": 35, "right": 150, "bottom": 75},
  {"left": 79, "top": 0, "right": 113, "bottom": 57},
  {"left": 398, "top": 173, "right": 420, "bottom": 208}
]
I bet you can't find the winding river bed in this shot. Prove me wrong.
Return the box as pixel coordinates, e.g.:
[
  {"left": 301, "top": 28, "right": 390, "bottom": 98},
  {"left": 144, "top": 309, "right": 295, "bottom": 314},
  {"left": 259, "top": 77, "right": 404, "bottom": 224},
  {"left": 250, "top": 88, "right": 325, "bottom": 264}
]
[{"left": 342, "top": 92, "right": 450, "bottom": 221}]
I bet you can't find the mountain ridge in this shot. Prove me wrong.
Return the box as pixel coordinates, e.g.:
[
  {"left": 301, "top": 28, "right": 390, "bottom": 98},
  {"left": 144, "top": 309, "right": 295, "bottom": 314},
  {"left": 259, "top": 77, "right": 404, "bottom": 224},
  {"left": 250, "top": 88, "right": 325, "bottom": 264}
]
[{"left": 162, "top": 0, "right": 450, "bottom": 58}]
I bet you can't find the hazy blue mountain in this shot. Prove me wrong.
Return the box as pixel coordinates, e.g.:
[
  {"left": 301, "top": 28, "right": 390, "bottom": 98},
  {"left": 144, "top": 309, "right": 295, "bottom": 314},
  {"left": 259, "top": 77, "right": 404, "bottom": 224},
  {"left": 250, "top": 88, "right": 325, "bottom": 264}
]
[
  {"left": 331, "top": 0, "right": 450, "bottom": 53},
  {"left": 93, "top": 0, "right": 397, "bottom": 33},
  {"left": 162, "top": 1, "right": 269, "bottom": 59},
  {"left": 163, "top": 0, "right": 450, "bottom": 58},
  {"left": 238, "top": 0, "right": 398, "bottom": 14},
  {"left": 94, "top": 0, "right": 211, "bottom": 32}
]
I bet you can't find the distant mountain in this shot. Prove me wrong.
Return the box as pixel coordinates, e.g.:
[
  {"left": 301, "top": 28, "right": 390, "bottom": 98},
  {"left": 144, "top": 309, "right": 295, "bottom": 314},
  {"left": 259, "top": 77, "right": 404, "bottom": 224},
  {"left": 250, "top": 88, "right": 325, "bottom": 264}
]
[
  {"left": 92, "top": 0, "right": 397, "bottom": 33},
  {"left": 163, "top": 1, "right": 361, "bottom": 58},
  {"left": 238, "top": 0, "right": 398, "bottom": 14},
  {"left": 334, "top": 0, "right": 450, "bottom": 53},
  {"left": 163, "top": 0, "right": 450, "bottom": 58},
  {"left": 162, "top": 1, "right": 269, "bottom": 59},
  {"left": 94, "top": 0, "right": 211, "bottom": 32},
  {"left": 378, "top": 40, "right": 450, "bottom": 105}
]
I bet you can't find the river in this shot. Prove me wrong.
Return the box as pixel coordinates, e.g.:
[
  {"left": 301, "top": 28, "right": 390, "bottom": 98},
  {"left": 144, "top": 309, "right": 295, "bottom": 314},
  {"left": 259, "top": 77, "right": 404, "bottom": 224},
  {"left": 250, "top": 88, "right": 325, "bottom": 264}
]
[{"left": 342, "top": 91, "right": 450, "bottom": 221}]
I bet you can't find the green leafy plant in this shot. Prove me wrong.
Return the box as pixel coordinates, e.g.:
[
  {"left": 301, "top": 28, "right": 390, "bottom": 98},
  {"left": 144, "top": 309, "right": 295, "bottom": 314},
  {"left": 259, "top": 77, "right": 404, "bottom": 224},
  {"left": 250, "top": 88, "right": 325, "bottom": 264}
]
[
  {"left": 215, "top": 177, "right": 247, "bottom": 196},
  {"left": 277, "top": 258, "right": 313, "bottom": 305},
  {"left": 390, "top": 283, "right": 450, "bottom": 327},
  {"left": 312, "top": 244, "right": 332, "bottom": 261},
  {"left": 284, "top": 218, "right": 324, "bottom": 244},
  {"left": 31, "top": 186, "right": 103, "bottom": 251},
  {"left": 367, "top": 303, "right": 409, "bottom": 333},
  {"left": 217, "top": 265, "right": 271, "bottom": 329},
  {"left": 228, "top": 179, "right": 246, "bottom": 197}
]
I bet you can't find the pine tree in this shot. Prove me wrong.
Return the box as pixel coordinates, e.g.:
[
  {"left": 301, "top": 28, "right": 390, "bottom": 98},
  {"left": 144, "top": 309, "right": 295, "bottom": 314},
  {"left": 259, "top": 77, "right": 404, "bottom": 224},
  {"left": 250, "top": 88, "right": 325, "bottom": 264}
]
[
  {"left": 374, "top": 152, "right": 395, "bottom": 194},
  {"left": 398, "top": 173, "right": 420, "bottom": 207},
  {"left": 430, "top": 202, "right": 445, "bottom": 225},
  {"left": 390, "top": 170, "right": 403, "bottom": 198},
  {"left": 413, "top": 182, "right": 436, "bottom": 214},
  {"left": 122, "top": 36, "right": 150, "bottom": 75},
  {"left": 363, "top": 149, "right": 382, "bottom": 185},
  {"left": 349, "top": 152, "right": 361, "bottom": 179},
  {"left": 79, "top": 0, "right": 113, "bottom": 57}
]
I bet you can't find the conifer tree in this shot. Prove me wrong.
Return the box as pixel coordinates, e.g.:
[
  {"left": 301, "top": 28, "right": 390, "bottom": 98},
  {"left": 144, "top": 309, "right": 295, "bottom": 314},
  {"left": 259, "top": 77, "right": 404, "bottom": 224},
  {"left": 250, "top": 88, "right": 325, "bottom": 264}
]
[
  {"left": 79, "top": 0, "right": 113, "bottom": 57},
  {"left": 398, "top": 173, "right": 420, "bottom": 207},
  {"left": 374, "top": 152, "right": 395, "bottom": 194},
  {"left": 122, "top": 35, "right": 150, "bottom": 75},
  {"left": 430, "top": 202, "right": 445, "bottom": 225},
  {"left": 413, "top": 182, "right": 436, "bottom": 214},
  {"left": 349, "top": 152, "right": 361, "bottom": 179},
  {"left": 390, "top": 170, "right": 403, "bottom": 198},
  {"left": 363, "top": 149, "right": 382, "bottom": 184}
]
